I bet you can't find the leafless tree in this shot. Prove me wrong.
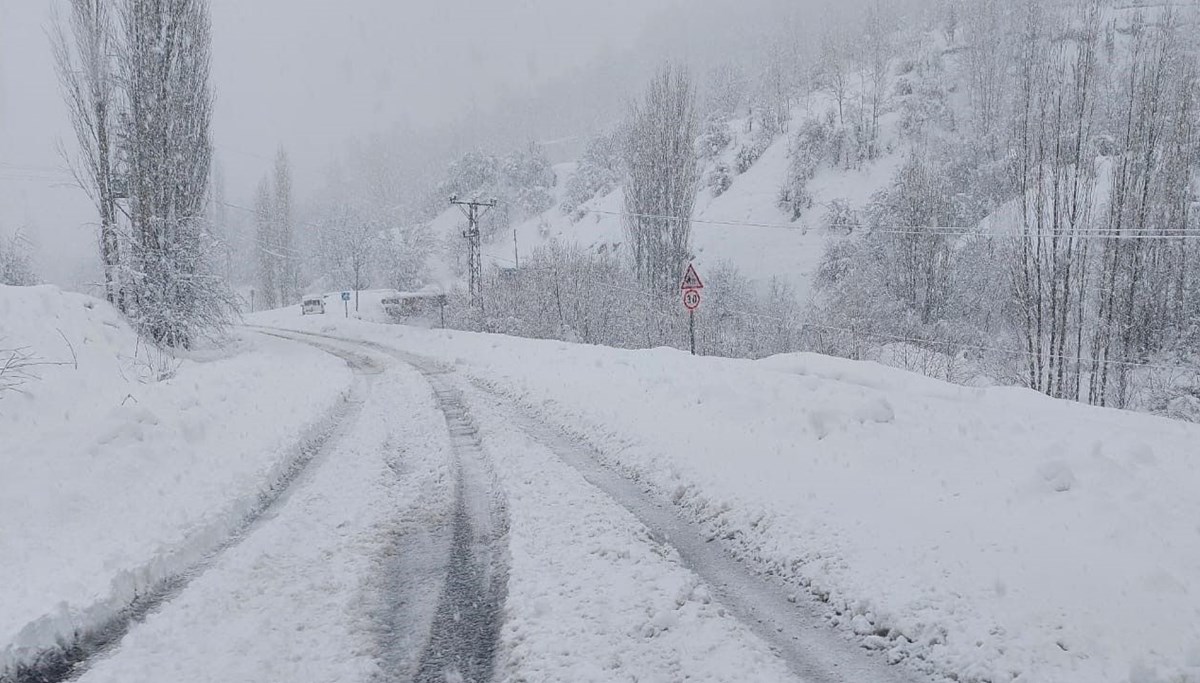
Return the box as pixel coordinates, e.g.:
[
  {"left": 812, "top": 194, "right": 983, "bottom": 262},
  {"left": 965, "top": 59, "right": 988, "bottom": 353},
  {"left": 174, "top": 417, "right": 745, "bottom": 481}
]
[
  {"left": 622, "top": 63, "right": 701, "bottom": 297},
  {"left": 272, "top": 147, "right": 299, "bottom": 305},
  {"left": 962, "top": 0, "right": 1011, "bottom": 157},
  {"left": 52, "top": 0, "right": 121, "bottom": 307},
  {"left": 1010, "top": 0, "right": 1100, "bottom": 400},
  {"left": 319, "top": 203, "right": 378, "bottom": 312},
  {"left": 1090, "top": 9, "right": 1197, "bottom": 408},
  {"left": 254, "top": 177, "right": 278, "bottom": 310}
]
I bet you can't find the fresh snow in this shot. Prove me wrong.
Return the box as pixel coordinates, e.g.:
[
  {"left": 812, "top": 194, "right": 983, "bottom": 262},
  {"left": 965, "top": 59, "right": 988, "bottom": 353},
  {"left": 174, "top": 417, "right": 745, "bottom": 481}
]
[
  {"left": 8, "top": 279, "right": 1200, "bottom": 683},
  {"left": 0, "top": 285, "right": 353, "bottom": 668},
  {"left": 72, "top": 351, "right": 452, "bottom": 683},
  {"left": 258, "top": 309, "right": 1200, "bottom": 683}
]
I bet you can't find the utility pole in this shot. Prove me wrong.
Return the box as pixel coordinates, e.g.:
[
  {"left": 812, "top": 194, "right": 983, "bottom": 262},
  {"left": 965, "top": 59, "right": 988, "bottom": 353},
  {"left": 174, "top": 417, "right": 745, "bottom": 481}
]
[{"left": 450, "top": 195, "right": 496, "bottom": 316}]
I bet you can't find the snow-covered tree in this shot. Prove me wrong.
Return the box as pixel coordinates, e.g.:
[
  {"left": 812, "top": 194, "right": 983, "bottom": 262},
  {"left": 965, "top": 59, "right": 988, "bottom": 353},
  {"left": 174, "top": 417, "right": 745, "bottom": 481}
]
[
  {"left": 254, "top": 178, "right": 278, "bottom": 310},
  {"left": 118, "top": 0, "right": 231, "bottom": 348},
  {"left": 272, "top": 148, "right": 299, "bottom": 305},
  {"left": 436, "top": 144, "right": 554, "bottom": 238},
  {"left": 704, "top": 62, "right": 747, "bottom": 121},
  {"left": 251, "top": 148, "right": 300, "bottom": 309},
  {"left": 378, "top": 221, "right": 433, "bottom": 292},
  {"left": 318, "top": 203, "right": 377, "bottom": 312},
  {"left": 52, "top": 0, "right": 120, "bottom": 307},
  {"left": 622, "top": 64, "right": 701, "bottom": 296}
]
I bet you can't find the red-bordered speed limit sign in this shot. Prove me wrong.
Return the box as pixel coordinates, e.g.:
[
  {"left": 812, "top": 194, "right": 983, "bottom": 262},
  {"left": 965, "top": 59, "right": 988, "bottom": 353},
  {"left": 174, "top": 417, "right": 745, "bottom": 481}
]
[{"left": 682, "top": 288, "right": 701, "bottom": 311}]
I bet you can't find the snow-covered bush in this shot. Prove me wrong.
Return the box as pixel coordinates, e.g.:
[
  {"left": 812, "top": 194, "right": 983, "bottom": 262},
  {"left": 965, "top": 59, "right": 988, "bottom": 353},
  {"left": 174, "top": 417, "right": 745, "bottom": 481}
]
[
  {"left": 697, "top": 117, "right": 733, "bottom": 161},
  {"left": 777, "top": 116, "right": 827, "bottom": 219},
  {"left": 707, "top": 162, "right": 733, "bottom": 197},
  {"left": 895, "top": 53, "right": 953, "bottom": 142},
  {"left": 562, "top": 132, "right": 622, "bottom": 219},
  {"left": 502, "top": 145, "right": 555, "bottom": 217},
  {"left": 823, "top": 199, "right": 859, "bottom": 234},
  {"left": 734, "top": 132, "right": 772, "bottom": 174},
  {"left": 0, "top": 230, "right": 37, "bottom": 286},
  {"left": 444, "top": 245, "right": 806, "bottom": 360},
  {"left": 378, "top": 221, "right": 434, "bottom": 292}
]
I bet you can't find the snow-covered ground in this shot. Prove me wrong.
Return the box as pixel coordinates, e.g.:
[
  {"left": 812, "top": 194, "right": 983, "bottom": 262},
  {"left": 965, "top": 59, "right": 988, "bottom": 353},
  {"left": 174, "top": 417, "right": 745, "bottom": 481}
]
[
  {"left": 9, "top": 279, "right": 1200, "bottom": 683},
  {"left": 0, "top": 286, "right": 352, "bottom": 671},
  {"left": 72, "top": 352, "right": 448, "bottom": 683},
  {"left": 256, "top": 309, "right": 1200, "bottom": 683}
]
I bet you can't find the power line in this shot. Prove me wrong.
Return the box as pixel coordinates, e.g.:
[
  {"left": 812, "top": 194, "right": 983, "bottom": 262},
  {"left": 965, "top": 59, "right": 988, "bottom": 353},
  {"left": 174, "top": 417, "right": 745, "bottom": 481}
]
[{"left": 579, "top": 208, "right": 1200, "bottom": 241}]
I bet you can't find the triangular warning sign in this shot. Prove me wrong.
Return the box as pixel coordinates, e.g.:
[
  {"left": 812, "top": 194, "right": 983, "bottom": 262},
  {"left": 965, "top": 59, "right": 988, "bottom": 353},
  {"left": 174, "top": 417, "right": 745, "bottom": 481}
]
[{"left": 680, "top": 263, "right": 704, "bottom": 290}]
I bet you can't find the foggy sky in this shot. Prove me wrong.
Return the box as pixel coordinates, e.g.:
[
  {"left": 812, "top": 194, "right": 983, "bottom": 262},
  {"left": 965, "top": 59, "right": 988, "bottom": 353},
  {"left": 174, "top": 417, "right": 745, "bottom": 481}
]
[{"left": 0, "top": 0, "right": 677, "bottom": 286}]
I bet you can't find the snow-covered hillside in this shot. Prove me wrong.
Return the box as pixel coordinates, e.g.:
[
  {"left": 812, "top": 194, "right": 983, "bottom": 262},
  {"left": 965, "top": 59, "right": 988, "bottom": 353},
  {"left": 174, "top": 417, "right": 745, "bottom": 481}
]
[
  {"left": 258, "top": 308, "right": 1200, "bottom": 683},
  {"left": 421, "top": 99, "right": 906, "bottom": 301}
]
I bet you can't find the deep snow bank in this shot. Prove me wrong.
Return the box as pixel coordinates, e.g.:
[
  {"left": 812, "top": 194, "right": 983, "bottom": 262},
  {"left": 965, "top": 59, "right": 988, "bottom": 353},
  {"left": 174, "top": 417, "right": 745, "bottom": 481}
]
[
  {"left": 1, "top": 285, "right": 353, "bottom": 666},
  {"left": 259, "top": 310, "right": 1200, "bottom": 683}
]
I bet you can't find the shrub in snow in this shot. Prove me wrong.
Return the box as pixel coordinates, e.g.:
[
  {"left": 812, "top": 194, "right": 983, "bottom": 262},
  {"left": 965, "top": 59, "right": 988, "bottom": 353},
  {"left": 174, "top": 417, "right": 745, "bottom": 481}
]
[
  {"left": 823, "top": 199, "right": 859, "bottom": 234},
  {"left": 443, "top": 245, "right": 806, "bottom": 360},
  {"left": 0, "top": 231, "right": 37, "bottom": 286},
  {"left": 562, "top": 132, "right": 621, "bottom": 220},
  {"left": 0, "top": 344, "right": 37, "bottom": 396},
  {"left": 707, "top": 163, "right": 733, "bottom": 198},
  {"left": 734, "top": 134, "right": 771, "bottom": 174},
  {"left": 697, "top": 117, "right": 733, "bottom": 161}
]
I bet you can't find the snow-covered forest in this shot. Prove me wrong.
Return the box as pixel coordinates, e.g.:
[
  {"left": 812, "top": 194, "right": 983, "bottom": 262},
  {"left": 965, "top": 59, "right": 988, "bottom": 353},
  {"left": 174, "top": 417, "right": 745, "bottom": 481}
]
[
  {"left": 25, "top": 0, "right": 1200, "bottom": 419},
  {"left": 222, "top": 0, "right": 1199, "bottom": 419},
  {"left": 454, "top": 0, "right": 1200, "bottom": 419}
]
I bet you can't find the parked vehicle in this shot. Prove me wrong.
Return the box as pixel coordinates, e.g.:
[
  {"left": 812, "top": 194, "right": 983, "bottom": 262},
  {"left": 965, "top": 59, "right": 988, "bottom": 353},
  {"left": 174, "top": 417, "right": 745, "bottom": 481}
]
[{"left": 301, "top": 296, "right": 325, "bottom": 315}]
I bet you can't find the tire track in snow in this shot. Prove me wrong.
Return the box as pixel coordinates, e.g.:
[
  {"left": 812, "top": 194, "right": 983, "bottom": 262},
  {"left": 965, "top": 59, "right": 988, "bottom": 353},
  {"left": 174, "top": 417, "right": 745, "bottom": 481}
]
[
  {"left": 0, "top": 335, "right": 379, "bottom": 683},
  {"left": 258, "top": 327, "right": 927, "bottom": 683},
  {"left": 406, "top": 363, "right": 509, "bottom": 683},
  {"left": 461, "top": 378, "right": 929, "bottom": 683},
  {"left": 257, "top": 327, "right": 509, "bottom": 683}
]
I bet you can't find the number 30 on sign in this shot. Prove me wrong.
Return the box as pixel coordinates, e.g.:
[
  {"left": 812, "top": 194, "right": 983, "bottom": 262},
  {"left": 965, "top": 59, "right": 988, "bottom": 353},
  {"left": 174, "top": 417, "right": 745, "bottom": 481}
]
[{"left": 683, "top": 288, "right": 701, "bottom": 311}]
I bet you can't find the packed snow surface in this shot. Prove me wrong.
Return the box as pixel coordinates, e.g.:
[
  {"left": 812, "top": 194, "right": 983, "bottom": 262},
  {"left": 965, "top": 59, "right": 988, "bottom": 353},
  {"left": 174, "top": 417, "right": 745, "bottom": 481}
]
[
  {"left": 8, "top": 281, "right": 1200, "bottom": 683},
  {"left": 259, "top": 308, "right": 1200, "bottom": 683}
]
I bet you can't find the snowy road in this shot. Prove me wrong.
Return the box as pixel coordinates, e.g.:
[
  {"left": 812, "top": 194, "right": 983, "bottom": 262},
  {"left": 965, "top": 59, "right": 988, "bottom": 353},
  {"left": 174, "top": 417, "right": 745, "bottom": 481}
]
[
  {"left": 2, "top": 337, "right": 372, "bottom": 683},
  {"left": 244, "top": 327, "right": 927, "bottom": 683},
  {"left": 10, "top": 325, "right": 932, "bottom": 682}
]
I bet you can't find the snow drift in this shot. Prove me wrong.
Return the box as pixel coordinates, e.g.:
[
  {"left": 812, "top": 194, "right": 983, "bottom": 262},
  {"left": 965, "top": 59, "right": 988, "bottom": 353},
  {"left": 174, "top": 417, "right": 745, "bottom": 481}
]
[{"left": 0, "top": 285, "right": 353, "bottom": 672}]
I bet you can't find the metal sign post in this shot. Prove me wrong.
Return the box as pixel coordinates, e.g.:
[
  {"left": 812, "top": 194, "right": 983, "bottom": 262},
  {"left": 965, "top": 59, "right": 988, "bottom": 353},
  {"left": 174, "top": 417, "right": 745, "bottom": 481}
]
[
  {"left": 680, "top": 264, "right": 704, "bottom": 356},
  {"left": 342, "top": 291, "right": 351, "bottom": 318},
  {"left": 689, "top": 309, "right": 696, "bottom": 355}
]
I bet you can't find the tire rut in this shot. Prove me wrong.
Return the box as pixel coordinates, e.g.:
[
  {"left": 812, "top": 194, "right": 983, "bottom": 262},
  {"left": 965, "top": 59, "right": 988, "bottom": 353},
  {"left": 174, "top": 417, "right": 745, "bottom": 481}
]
[
  {"left": 0, "top": 335, "right": 378, "bottom": 683},
  {"left": 253, "top": 327, "right": 510, "bottom": 683},
  {"left": 463, "top": 378, "right": 930, "bottom": 683},
  {"left": 254, "top": 328, "right": 926, "bottom": 683},
  {"left": 408, "top": 365, "right": 509, "bottom": 683}
]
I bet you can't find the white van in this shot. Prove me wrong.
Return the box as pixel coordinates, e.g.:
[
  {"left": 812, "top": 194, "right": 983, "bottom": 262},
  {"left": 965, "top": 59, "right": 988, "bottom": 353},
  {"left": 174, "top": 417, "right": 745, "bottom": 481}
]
[{"left": 301, "top": 296, "right": 325, "bottom": 315}]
